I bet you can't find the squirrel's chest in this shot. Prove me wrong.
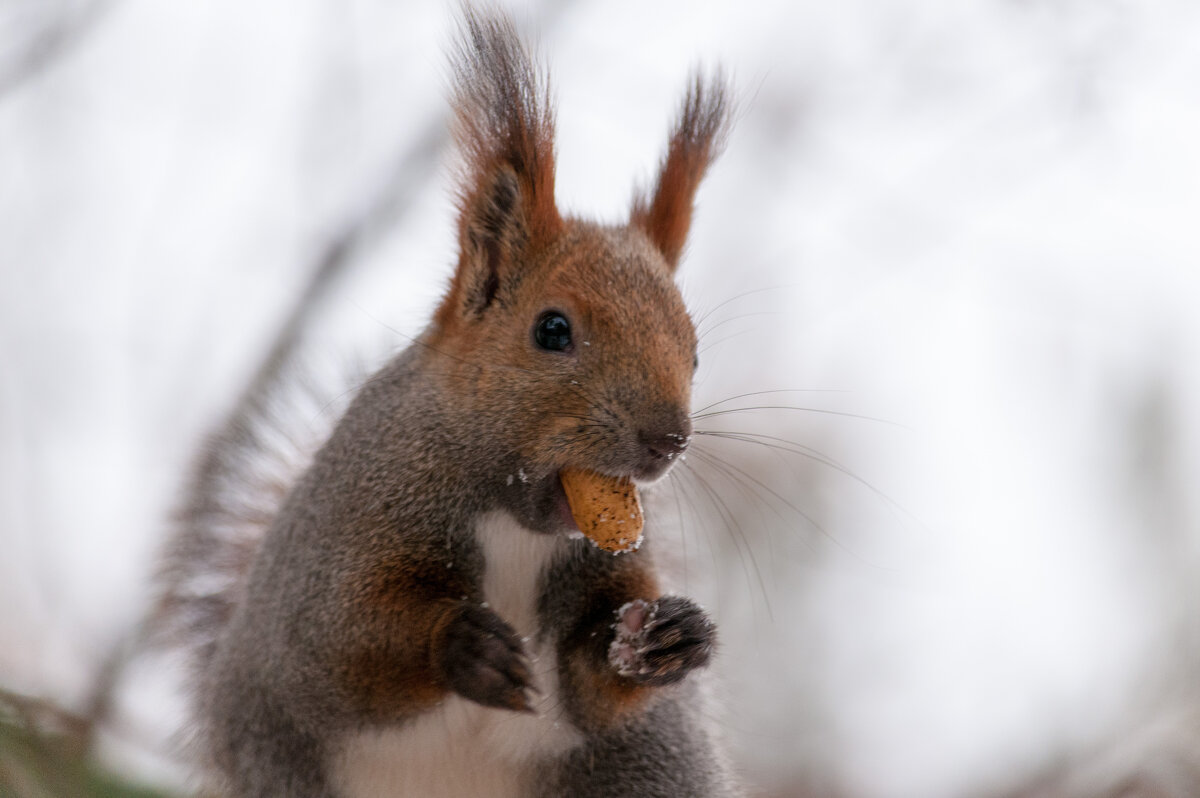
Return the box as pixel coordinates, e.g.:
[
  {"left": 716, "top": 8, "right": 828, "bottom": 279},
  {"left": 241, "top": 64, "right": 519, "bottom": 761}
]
[{"left": 333, "top": 512, "right": 580, "bottom": 798}]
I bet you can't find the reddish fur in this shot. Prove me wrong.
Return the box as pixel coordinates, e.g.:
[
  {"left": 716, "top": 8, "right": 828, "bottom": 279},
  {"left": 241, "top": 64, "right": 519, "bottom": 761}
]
[
  {"left": 558, "top": 560, "right": 662, "bottom": 732},
  {"left": 631, "top": 72, "right": 732, "bottom": 270},
  {"left": 426, "top": 221, "right": 697, "bottom": 483},
  {"left": 336, "top": 558, "right": 474, "bottom": 721},
  {"left": 563, "top": 650, "right": 656, "bottom": 731}
]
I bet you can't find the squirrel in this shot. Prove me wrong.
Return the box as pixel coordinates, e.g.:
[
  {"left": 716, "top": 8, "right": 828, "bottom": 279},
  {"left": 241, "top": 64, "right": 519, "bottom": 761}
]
[{"left": 157, "top": 8, "right": 740, "bottom": 798}]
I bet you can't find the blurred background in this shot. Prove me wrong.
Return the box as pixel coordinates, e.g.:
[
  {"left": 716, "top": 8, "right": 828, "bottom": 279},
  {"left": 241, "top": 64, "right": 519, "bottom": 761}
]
[{"left": 3, "top": 0, "right": 1200, "bottom": 796}]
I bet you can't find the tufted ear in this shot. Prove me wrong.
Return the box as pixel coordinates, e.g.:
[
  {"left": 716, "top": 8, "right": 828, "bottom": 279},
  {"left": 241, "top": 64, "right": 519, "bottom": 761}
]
[
  {"left": 631, "top": 72, "right": 732, "bottom": 272},
  {"left": 440, "top": 9, "right": 561, "bottom": 323}
]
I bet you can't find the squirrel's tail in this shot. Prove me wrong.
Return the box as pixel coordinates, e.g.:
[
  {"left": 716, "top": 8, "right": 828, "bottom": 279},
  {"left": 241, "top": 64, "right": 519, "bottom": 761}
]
[{"left": 152, "top": 369, "right": 346, "bottom": 668}]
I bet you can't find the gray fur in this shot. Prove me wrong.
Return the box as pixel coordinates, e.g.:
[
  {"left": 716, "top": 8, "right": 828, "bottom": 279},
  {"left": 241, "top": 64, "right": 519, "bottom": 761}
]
[{"left": 536, "top": 689, "right": 739, "bottom": 798}]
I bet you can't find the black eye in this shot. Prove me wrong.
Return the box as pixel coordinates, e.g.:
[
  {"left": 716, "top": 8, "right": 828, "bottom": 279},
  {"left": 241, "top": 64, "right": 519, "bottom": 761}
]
[{"left": 534, "top": 312, "right": 572, "bottom": 352}]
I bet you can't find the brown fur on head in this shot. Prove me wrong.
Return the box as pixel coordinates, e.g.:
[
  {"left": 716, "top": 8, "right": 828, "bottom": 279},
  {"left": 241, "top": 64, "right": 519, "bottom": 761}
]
[{"left": 432, "top": 9, "right": 732, "bottom": 530}]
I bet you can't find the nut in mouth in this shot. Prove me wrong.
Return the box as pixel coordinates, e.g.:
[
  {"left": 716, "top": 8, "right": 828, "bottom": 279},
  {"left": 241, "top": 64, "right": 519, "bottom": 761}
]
[{"left": 559, "top": 468, "right": 644, "bottom": 554}]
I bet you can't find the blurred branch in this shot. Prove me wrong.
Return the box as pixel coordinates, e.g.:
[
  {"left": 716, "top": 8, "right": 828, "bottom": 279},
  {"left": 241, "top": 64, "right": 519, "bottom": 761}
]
[
  {"left": 0, "top": 630, "right": 132, "bottom": 760},
  {"left": 0, "top": 684, "right": 171, "bottom": 798},
  {"left": 0, "top": 0, "right": 118, "bottom": 101},
  {"left": 240, "top": 122, "right": 446, "bottom": 406},
  {"left": 0, "top": 686, "right": 91, "bottom": 753}
]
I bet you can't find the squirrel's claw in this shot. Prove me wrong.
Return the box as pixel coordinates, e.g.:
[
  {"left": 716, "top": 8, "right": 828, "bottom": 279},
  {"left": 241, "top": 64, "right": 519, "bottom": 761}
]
[{"left": 440, "top": 602, "right": 537, "bottom": 713}]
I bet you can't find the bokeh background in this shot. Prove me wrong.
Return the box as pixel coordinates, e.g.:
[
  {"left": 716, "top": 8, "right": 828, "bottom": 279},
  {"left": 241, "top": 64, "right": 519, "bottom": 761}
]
[{"left": 3, "top": 1, "right": 1200, "bottom": 796}]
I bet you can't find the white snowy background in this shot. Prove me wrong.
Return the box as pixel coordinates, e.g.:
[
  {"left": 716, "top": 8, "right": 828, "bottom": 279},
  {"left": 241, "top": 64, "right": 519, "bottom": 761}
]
[{"left": 3, "top": 1, "right": 1200, "bottom": 796}]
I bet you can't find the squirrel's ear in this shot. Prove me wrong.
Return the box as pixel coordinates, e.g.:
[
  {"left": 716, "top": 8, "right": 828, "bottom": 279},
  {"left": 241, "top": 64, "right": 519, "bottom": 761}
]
[
  {"left": 455, "top": 164, "right": 527, "bottom": 316},
  {"left": 631, "top": 72, "right": 732, "bottom": 273},
  {"left": 441, "top": 10, "right": 561, "bottom": 322}
]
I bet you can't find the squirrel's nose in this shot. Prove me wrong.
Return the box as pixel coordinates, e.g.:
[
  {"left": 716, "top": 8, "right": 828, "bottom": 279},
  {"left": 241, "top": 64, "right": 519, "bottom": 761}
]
[
  {"left": 640, "top": 430, "right": 691, "bottom": 461},
  {"left": 638, "top": 419, "right": 692, "bottom": 465},
  {"left": 631, "top": 407, "right": 692, "bottom": 480}
]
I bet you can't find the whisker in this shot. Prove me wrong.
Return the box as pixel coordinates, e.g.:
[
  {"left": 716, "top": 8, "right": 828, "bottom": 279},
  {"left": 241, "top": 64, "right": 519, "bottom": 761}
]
[
  {"left": 691, "top": 389, "right": 851, "bottom": 417},
  {"left": 674, "top": 456, "right": 773, "bottom": 622},
  {"left": 687, "top": 447, "right": 798, "bottom": 538},
  {"left": 691, "top": 441, "right": 896, "bottom": 573},
  {"left": 696, "top": 310, "right": 792, "bottom": 341},
  {"left": 693, "top": 404, "right": 905, "bottom": 428},
  {"left": 665, "top": 466, "right": 726, "bottom": 602},
  {"left": 697, "top": 328, "right": 755, "bottom": 358},
  {"left": 695, "top": 431, "right": 885, "bottom": 504},
  {"left": 691, "top": 283, "right": 801, "bottom": 330},
  {"left": 693, "top": 430, "right": 922, "bottom": 531},
  {"left": 683, "top": 451, "right": 784, "bottom": 600},
  {"left": 687, "top": 442, "right": 838, "bottom": 557},
  {"left": 663, "top": 470, "right": 691, "bottom": 594}
]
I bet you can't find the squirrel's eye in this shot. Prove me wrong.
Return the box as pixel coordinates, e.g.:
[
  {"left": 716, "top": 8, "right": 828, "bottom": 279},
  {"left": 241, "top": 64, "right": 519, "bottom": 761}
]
[{"left": 534, "top": 312, "right": 572, "bottom": 352}]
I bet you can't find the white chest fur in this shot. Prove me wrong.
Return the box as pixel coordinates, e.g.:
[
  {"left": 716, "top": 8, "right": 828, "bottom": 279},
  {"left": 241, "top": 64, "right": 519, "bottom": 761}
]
[{"left": 333, "top": 512, "right": 581, "bottom": 798}]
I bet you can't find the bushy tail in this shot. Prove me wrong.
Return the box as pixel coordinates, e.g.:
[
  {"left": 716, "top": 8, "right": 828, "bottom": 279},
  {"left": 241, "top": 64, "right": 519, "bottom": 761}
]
[{"left": 152, "top": 369, "right": 349, "bottom": 669}]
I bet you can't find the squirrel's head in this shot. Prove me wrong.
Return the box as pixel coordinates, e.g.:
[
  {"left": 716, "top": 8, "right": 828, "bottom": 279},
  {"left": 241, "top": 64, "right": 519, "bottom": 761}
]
[{"left": 428, "top": 11, "right": 730, "bottom": 534}]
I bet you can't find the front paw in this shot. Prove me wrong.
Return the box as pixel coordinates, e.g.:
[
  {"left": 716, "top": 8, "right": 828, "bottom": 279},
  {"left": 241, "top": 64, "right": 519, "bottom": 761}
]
[
  {"left": 439, "top": 603, "right": 535, "bottom": 712},
  {"left": 608, "top": 596, "right": 715, "bottom": 686}
]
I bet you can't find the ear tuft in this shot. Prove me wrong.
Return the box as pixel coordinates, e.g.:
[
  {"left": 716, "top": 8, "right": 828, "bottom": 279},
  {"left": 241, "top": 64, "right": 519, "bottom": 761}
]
[
  {"left": 440, "top": 8, "right": 561, "bottom": 325},
  {"left": 450, "top": 9, "right": 560, "bottom": 246},
  {"left": 631, "top": 71, "right": 733, "bottom": 272}
]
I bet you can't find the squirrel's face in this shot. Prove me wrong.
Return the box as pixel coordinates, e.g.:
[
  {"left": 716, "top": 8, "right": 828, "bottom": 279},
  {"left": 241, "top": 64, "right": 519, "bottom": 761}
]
[
  {"left": 431, "top": 220, "right": 697, "bottom": 534},
  {"left": 518, "top": 222, "right": 696, "bottom": 484}
]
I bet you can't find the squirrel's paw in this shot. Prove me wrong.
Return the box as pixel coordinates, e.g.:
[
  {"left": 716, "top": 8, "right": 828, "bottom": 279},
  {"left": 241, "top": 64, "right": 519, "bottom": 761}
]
[
  {"left": 608, "top": 596, "right": 715, "bottom": 686},
  {"left": 440, "top": 603, "right": 536, "bottom": 713}
]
